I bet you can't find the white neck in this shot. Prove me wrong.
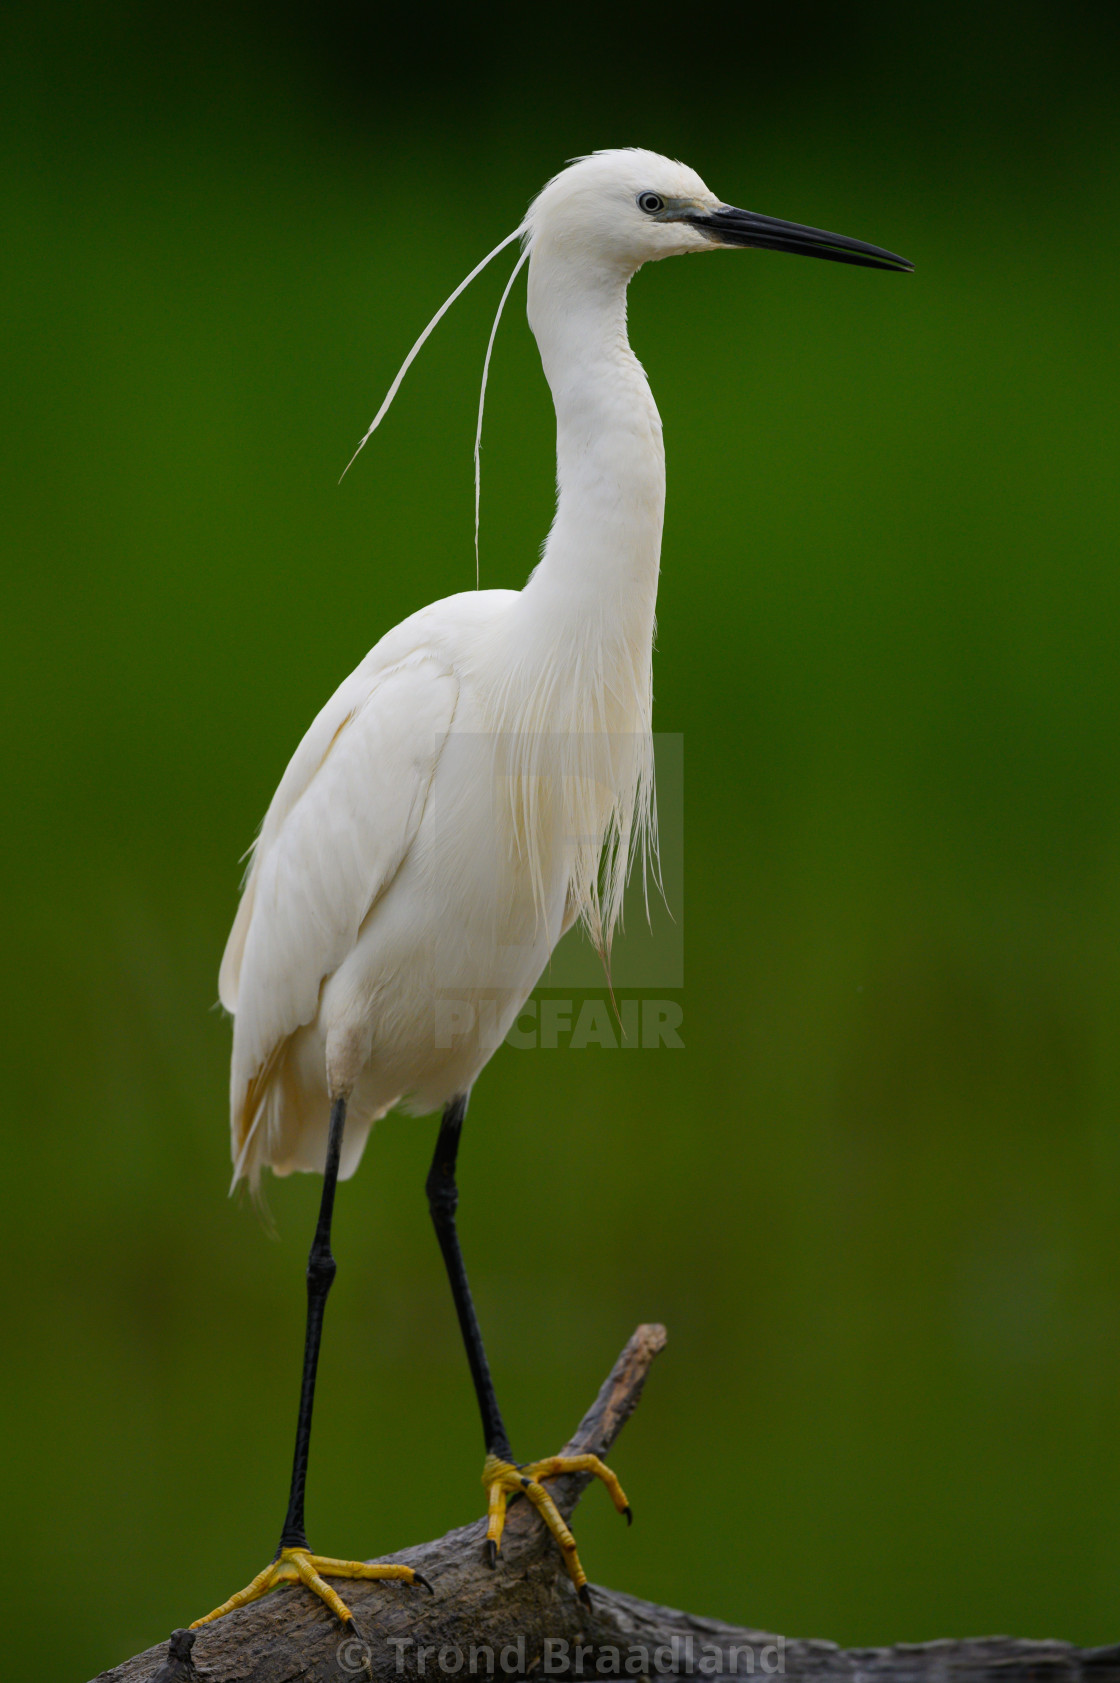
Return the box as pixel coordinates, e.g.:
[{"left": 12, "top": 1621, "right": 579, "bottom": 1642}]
[
  {"left": 487, "top": 240, "right": 662, "bottom": 956},
  {"left": 525, "top": 245, "right": 665, "bottom": 624}
]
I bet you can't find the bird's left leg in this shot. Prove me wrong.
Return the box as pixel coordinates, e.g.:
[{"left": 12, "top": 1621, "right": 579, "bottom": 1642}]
[
  {"left": 191, "top": 1095, "right": 429, "bottom": 1632},
  {"left": 426, "top": 1094, "right": 631, "bottom": 1607}
]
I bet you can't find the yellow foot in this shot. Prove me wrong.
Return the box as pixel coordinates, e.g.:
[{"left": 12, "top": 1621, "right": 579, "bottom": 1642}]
[
  {"left": 190, "top": 1546, "right": 431, "bottom": 1630},
  {"left": 482, "top": 1452, "right": 631, "bottom": 1608}
]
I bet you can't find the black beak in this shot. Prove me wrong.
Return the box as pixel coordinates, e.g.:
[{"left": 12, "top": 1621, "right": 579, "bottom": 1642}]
[{"left": 688, "top": 205, "right": 912, "bottom": 273}]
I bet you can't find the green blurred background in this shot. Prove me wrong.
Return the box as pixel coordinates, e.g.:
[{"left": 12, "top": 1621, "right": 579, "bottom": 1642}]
[{"left": 3, "top": 3, "right": 1120, "bottom": 1676}]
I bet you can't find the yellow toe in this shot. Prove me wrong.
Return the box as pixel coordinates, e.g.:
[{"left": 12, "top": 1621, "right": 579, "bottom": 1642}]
[
  {"left": 481, "top": 1450, "right": 630, "bottom": 1598},
  {"left": 190, "top": 1546, "right": 425, "bottom": 1629}
]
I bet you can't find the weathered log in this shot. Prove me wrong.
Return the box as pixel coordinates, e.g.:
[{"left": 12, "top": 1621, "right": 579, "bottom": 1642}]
[{"left": 94, "top": 1326, "right": 1120, "bottom": 1683}]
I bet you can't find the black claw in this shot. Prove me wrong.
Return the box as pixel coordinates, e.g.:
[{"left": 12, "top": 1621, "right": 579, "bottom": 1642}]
[
  {"left": 485, "top": 1539, "right": 498, "bottom": 1569},
  {"left": 412, "top": 1571, "right": 434, "bottom": 1595},
  {"left": 578, "top": 1583, "right": 594, "bottom": 1611},
  {"left": 623, "top": 1504, "right": 633, "bottom": 1526}
]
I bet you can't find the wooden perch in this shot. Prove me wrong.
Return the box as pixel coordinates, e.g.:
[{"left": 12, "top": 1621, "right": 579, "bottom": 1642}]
[{"left": 96, "top": 1326, "right": 1119, "bottom": 1683}]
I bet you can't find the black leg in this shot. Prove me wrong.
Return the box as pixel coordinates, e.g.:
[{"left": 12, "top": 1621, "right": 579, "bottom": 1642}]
[
  {"left": 426, "top": 1093, "right": 513, "bottom": 1463},
  {"left": 278, "top": 1094, "right": 347, "bottom": 1551}
]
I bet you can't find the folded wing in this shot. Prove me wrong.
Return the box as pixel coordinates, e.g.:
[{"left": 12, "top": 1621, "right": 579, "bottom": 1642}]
[{"left": 221, "top": 652, "right": 459, "bottom": 1181}]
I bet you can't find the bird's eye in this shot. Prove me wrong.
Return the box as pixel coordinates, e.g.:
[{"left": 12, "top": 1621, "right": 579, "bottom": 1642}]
[{"left": 637, "top": 192, "right": 665, "bottom": 215}]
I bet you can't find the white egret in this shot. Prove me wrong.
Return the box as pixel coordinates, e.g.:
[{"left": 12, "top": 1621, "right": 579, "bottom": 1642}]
[{"left": 192, "top": 148, "right": 911, "bottom": 1635}]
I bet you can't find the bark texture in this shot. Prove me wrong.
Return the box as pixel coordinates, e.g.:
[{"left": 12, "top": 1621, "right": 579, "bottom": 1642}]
[{"left": 94, "top": 1326, "right": 1120, "bottom": 1683}]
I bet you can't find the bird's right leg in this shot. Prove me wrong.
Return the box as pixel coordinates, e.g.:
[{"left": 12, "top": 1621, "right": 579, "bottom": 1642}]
[
  {"left": 426, "top": 1094, "right": 630, "bottom": 1605},
  {"left": 191, "top": 1095, "right": 428, "bottom": 1632},
  {"left": 425, "top": 1093, "right": 513, "bottom": 1464}
]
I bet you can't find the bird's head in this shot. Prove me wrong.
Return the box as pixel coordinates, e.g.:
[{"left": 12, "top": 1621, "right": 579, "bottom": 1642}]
[
  {"left": 525, "top": 149, "right": 721, "bottom": 269},
  {"left": 344, "top": 148, "right": 911, "bottom": 485},
  {"left": 525, "top": 147, "right": 912, "bottom": 275}
]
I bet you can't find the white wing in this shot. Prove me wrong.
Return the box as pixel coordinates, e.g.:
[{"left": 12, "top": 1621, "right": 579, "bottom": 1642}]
[{"left": 222, "top": 650, "right": 458, "bottom": 1177}]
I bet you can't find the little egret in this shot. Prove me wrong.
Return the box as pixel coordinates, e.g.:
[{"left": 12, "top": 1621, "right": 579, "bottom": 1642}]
[{"left": 193, "top": 148, "right": 911, "bottom": 1634}]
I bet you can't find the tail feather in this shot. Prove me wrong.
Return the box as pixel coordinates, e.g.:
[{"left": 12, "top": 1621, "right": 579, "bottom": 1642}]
[{"left": 231, "top": 1034, "right": 385, "bottom": 1191}]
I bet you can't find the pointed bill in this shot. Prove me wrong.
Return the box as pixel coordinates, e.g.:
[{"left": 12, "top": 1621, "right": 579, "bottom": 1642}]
[{"left": 687, "top": 205, "right": 912, "bottom": 272}]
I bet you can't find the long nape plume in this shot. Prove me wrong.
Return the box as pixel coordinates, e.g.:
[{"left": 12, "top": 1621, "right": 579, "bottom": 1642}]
[
  {"left": 474, "top": 242, "right": 530, "bottom": 587},
  {"left": 340, "top": 225, "right": 526, "bottom": 482}
]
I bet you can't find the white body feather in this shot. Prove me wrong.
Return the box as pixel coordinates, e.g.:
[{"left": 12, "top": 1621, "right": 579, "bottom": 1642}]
[{"left": 221, "top": 150, "right": 720, "bottom": 1187}]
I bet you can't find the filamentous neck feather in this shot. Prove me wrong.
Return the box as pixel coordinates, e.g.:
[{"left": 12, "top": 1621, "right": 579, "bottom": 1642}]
[{"left": 496, "top": 228, "right": 663, "bottom": 964}]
